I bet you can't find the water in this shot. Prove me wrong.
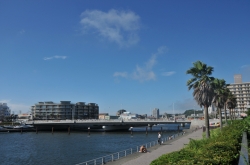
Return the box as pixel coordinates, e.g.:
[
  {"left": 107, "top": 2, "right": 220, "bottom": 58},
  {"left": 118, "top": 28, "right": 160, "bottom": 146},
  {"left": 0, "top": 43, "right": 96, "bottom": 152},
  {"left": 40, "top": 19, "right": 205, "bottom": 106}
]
[{"left": 0, "top": 124, "right": 189, "bottom": 165}]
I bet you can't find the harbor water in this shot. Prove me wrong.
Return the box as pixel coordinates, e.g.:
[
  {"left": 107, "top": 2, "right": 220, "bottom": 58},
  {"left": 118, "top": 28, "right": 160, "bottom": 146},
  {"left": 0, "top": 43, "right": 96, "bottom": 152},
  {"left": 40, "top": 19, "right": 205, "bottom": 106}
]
[{"left": 0, "top": 124, "right": 189, "bottom": 165}]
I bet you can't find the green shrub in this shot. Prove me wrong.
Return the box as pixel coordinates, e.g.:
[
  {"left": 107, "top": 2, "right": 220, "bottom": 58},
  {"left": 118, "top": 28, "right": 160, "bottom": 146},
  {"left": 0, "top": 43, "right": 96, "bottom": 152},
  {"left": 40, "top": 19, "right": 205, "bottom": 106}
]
[{"left": 150, "top": 117, "right": 250, "bottom": 165}]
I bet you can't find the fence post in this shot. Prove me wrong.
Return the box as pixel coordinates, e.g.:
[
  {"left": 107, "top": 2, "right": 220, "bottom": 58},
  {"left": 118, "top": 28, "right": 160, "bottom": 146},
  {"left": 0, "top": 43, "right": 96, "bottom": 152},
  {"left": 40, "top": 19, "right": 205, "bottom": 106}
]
[
  {"left": 125, "top": 150, "right": 126, "bottom": 157},
  {"left": 131, "top": 148, "right": 132, "bottom": 154},
  {"left": 118, "top": 152, "right": 119, "bottom": 159},
  {"left": 102, "top": 157, "right": 106, "bottom": 165},
  {"left": 112, "top": 154, "right": 114, "bottom": 162}
]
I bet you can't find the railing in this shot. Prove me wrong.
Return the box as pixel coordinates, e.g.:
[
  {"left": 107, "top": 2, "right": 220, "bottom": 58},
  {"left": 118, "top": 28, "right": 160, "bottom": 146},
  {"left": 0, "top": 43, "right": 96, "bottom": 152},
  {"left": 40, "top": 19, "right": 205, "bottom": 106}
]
[
  {"left": 75, "top": 132, "right": 184, "bottom": 165},
  {"left": 238, "top": 132, "right": 249, "bottom": 165},
  {"left": 26, "top": 119, "right": 189, "bottom": 124}
]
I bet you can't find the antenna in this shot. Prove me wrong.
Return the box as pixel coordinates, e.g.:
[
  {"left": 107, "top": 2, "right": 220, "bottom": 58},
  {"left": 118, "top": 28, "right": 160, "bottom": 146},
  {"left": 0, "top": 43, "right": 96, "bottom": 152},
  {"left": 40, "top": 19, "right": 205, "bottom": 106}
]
[{"left": 173, "top": 103, "right": 175, "bottom": 121}]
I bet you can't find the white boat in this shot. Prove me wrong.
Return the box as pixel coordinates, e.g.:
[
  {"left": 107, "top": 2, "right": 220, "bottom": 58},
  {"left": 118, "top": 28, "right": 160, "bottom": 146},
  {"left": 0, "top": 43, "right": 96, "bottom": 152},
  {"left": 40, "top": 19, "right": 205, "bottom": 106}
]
[
  {"left": 13, "top": 126, "right": 23, "bottom": 129},
  {"left": 102, "top": 125, "right": 131, "bottom": 131},
  {"left": 22, "top": 125, "right": 34, "bottom": 128},
  {"left": 3, "top": 125, "right": 14, "bottom": 129}
]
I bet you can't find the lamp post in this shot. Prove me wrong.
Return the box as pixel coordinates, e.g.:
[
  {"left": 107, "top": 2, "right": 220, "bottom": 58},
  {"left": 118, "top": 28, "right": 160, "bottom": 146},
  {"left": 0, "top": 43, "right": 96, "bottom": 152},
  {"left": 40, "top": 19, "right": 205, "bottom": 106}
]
[{"left": 71, "top": 106, "right": 75, "bottom": 121}]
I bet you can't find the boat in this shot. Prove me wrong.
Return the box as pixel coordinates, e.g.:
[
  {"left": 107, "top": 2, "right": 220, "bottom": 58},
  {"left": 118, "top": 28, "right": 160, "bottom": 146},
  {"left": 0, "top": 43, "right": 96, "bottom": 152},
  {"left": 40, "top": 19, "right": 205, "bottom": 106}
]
[
  {"left": 13, "top": 125, "right": 23, "bottom": 129},
  {"left": 3, "top": 125, "right": 14, "bottom": 129},
  {"left": 102, "top": 125, "right": 131, "bottom": 131},
  {"left": 22, "top": 125, "right": 34, "bottom": 129}
]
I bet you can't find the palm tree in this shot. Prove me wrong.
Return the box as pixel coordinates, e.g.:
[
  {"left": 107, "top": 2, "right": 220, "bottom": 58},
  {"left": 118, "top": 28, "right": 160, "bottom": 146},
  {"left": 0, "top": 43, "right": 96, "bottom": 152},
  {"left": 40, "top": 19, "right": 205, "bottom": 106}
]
[
  {"left": 222, "top": 88, "right": 232, "bottom": 124},
  {"left": 212, "top": 78, "right": 228, "bottom": 131},
  {"left": 186, "top": 61, "right": 214, "bottom": 138},
  {"left": 226, "top": 92, "right": 237, "bottom": 120}
]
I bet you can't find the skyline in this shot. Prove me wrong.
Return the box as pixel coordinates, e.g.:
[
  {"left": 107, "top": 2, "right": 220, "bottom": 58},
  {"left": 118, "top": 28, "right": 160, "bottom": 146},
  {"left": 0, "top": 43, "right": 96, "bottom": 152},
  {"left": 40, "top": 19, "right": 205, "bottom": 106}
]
[{"left": 1, "top": 1, "right": 250, "bottom": 115}]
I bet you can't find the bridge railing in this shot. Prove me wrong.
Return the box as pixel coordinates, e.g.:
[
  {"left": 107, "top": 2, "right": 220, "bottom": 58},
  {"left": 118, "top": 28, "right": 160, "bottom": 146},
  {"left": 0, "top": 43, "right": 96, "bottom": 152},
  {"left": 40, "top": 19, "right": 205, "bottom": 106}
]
[
  {"left": 26, "top": 118, "right": 189, "bottom": 124},
  {"left": 238, "top": 132, "right": 249, "bottom": 165},
  {"left": 75, "top": 132, "right": 184, "bottom": 165}
]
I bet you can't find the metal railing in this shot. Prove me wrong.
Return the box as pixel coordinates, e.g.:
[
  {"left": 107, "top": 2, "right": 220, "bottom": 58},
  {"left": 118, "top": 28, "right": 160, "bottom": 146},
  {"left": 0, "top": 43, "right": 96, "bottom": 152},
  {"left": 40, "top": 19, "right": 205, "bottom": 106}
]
[
  {"left": 76, "top": 132, "right": 184, "bottom": 165},
  {"left": 238, "top": 132, "right": 249, "bottom": 165}
]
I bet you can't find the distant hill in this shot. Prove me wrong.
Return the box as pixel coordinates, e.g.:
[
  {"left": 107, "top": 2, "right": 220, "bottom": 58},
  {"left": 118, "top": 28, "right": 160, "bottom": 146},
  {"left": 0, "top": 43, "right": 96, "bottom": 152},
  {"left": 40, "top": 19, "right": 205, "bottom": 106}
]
[{"left": 183, "top": 109, "right": 203, "bottom": 117}]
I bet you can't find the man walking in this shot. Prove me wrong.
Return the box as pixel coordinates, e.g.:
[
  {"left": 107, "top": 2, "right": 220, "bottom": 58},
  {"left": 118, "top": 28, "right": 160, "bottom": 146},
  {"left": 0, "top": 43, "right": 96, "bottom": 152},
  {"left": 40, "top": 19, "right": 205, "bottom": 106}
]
[{"left": 158, "top": 132, "right": 161, "bottom": 145}]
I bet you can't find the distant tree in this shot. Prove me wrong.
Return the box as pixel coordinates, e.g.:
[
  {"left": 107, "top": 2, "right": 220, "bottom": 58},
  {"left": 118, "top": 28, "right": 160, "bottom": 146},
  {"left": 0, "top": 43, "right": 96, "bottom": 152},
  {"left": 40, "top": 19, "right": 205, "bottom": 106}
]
[
  {"left": 116, "top": 109, "right": 126, "bottom": 116},
  {"left": 183, "top": 109, "right": 203, "bottom": 117},
  {"left": 246, "top": 108, "right": 250, "bottom": 117},
  {"left": 212, "top": 78, "right": 228, "bottom": 131},
  {"left": 226, "top": 91, "right": 237, "bottom": 120},
  {"left": 186, "top": 60, "right": 214, "bottom": 138}
]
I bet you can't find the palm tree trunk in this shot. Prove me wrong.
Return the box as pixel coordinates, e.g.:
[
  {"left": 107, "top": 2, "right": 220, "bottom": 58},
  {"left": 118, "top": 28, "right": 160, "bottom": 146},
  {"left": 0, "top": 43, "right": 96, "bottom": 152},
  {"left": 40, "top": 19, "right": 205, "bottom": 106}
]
[
  {"left": 224, "top": 104, "right": 228, "bottom": 125},
  {"left": 229, "top": 108, "right": 232, "bottom": 122},
  {"left": 204, "top": 106, "right": 210, "bottom": 138},
  {"left": 219, "top": 108, "right": 222, "bottom": 131}
]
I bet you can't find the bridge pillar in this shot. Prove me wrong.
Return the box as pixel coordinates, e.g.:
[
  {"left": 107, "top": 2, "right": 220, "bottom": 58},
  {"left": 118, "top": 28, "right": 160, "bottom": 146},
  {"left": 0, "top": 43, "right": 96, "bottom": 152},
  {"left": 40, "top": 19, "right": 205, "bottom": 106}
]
[
  {"left": 52, "top": 127, "right": 54, "bottom": 134},
  {"left": 130, "top": 127, "right": 133, "bottom": 136},
  {"left": 68, "top": 126, "right": 70, "bottom": 135}
]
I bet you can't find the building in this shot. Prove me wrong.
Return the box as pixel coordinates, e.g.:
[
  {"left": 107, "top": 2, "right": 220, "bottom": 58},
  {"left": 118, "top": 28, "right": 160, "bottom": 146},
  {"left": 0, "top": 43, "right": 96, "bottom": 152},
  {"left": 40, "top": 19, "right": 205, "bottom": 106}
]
[
  {"left": 31, "top": 101, "right": 99, "bottom": 120},
  {"left": 119, "top": 112, "right": 138, "bottom": 120},
  {"left": 152, "top": 108, "right": 159, "bottom": 119},
  {"left": 228, "top": 75, "right": 250, "bottom": 114},
  {"left": 0, "top": 103, "right": 11, "bottom": 120},
  {"left": 17, "top": 113, "right": 32, "bottom": 122},
  {"left": 208, "top": 104, "right": 216, "bottom": 114},
  {"left": 99, "top": 113, "right": 108, "bottom": 119}
]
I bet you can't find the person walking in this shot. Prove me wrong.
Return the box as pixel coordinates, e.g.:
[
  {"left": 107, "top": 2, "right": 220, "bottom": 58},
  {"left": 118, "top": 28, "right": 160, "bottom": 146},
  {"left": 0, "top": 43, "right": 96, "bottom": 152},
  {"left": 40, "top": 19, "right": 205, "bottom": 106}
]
[{"left": 158, "top": 132, "right": 161, "bottom": 145}]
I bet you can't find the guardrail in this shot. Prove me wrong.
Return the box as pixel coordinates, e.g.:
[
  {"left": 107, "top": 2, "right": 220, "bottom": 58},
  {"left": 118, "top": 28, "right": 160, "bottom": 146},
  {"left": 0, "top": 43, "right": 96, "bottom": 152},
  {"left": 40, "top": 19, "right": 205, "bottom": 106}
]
[
  {"left": 238, "top": 132, "right": 249, "bottom": 165},
  {"left": 26, "top": 119, "right": 189, "bottom": 124},
  {"left": 76, "top": 132, "right": 185, "bottom": 165}
]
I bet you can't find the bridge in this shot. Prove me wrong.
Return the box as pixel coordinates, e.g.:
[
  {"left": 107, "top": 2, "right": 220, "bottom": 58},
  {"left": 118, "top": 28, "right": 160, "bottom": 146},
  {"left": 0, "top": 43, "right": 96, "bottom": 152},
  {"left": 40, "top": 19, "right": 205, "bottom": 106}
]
[{"left": 25, "top": 119, "right": 191, "bottom": 131}]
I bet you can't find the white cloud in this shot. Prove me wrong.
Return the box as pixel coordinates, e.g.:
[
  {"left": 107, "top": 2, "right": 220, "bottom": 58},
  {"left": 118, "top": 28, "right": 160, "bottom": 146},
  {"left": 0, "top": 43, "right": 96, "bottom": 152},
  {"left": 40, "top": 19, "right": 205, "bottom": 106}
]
[
  {"left": 113, "top": 46, "right": 168, "bottom": 82},
  {"left": 113, "top": 72, "right": 128, "bottom": 78},
  {"left": 132, "top": 67, "right": 156, "bottom": 82},
  {"left": 167, "top": 98, "right": 202, "bottom": 112},
  {"left": 80, "top": 9, "right": 140, "bottom": 47},
  {"left": 241, "top": 65, "right": 249, "bottom": 68},
  {"left": 19, "top": 29, "right": 25, "bottom": 35},
  {"left": 162, "top": 71, "right": 176, "bottom": 76},
  {"left": 44, "top": 56, "right": 67, "bottom": 60},
  {"left": 240, "top": 65, "right": 250, "bottom": 81},
  {"left": 0, "top": 100, "right": 30, "bottom": 114}
]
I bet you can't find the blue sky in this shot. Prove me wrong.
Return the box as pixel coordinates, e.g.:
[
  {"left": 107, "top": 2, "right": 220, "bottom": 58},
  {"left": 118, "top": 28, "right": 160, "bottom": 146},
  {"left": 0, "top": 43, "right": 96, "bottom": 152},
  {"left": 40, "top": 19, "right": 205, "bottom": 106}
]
[{"left": 1, "top": 0, "right": 250, "bottom": 115}]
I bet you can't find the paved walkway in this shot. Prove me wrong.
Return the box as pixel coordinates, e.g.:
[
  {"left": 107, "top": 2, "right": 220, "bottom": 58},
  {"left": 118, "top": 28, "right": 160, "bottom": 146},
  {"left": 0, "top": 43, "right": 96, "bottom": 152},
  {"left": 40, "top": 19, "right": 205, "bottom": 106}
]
[{"left": 107, "top": 129, "right": 203, "bottom": 165}]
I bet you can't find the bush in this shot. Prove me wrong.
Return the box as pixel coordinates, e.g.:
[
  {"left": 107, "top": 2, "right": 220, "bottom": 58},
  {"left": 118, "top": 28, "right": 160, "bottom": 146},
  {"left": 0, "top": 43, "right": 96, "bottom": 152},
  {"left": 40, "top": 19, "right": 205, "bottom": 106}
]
[{"left": 150, "top": 118, "right": 249, "bottom": 165}]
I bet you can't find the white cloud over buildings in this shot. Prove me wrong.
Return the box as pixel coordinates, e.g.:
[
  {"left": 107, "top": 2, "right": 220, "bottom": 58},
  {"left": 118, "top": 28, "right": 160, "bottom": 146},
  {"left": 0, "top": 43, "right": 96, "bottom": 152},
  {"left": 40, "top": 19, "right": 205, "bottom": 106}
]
[
  {"left": 0, "top": 100, "right": 30, "bottom": 114},
  {"left": 114, "top": 46, "right": 173, "bottom": 82},
  {"left": 44, "top": 56, "right": 67, "bottom": 60},
  {"left": 162, "top": 71, "right": 176, "bottom": 76},
  {"left": 80, "top": 9, "right": 140, "bottom": 47}
]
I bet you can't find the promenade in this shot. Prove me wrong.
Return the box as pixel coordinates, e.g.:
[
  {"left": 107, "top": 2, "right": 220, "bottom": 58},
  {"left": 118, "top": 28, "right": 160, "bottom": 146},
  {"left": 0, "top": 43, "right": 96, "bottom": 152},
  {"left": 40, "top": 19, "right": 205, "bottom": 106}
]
[{"left": 107, "top": 128, "right": 203, "bottom": 165}]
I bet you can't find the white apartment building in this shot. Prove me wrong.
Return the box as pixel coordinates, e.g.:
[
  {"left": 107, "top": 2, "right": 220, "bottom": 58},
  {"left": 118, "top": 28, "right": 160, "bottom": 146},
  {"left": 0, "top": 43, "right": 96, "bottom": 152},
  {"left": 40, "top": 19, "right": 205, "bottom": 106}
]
[
  {"left": 152, "top": 108, "right": 159, "bottom": 119},
  {"left": 31, "top": 101, "right": 99, "bottom": 120},
  {"left": 0, "top": 103, "right": 11, "bottom": 120},
  {"left": 227, "top": 75, "right": 250, "bottom": 113}
]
